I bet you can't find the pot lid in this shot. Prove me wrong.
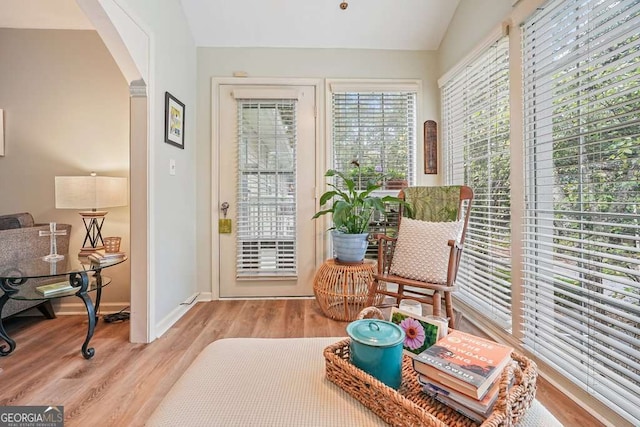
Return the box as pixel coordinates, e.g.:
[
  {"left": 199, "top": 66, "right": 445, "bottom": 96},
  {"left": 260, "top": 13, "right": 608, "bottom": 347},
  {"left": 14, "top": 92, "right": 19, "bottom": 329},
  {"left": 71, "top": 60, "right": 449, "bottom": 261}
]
[{"left": 347, "top": 319, "right": 405, "bottom": 347}]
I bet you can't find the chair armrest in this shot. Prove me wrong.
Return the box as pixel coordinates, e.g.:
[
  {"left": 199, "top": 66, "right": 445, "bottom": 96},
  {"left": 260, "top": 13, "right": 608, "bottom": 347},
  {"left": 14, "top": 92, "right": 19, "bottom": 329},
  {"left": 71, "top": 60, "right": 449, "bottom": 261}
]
[
  {"left": 373, "top": 233, "right": 396, "bottom": 242},
  {"left": 447, "top": 239, "right": 463, "bottom": 249}
]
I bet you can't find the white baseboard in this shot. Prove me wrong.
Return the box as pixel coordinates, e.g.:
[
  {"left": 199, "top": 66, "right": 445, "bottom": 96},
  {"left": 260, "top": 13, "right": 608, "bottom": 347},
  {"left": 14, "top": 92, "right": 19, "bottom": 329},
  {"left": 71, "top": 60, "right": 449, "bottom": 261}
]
[
  {"left": 154, "top": 292, "right": 200, "bottom": 339},
  {"left": 197, "top": 292, "right": 212, "bottom": 302},
  {"left": 56, "top": 302, "right": 130, "bottom": 316}
]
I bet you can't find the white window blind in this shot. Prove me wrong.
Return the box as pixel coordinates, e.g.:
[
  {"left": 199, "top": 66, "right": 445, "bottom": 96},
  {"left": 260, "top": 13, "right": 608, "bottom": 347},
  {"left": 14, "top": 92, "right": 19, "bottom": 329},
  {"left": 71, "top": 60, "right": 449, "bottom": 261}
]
[
  {"left": 522, "top": 1, "right": 640, "bottom": 424},
  {"left": 331, "top": 88, "right": 417, "bottom": 258},
  {"left": 236, "top": 99, "right": 297, "bottom": 277},
  {"left": 441, "top": 36, "right": 512, "bottom": 328},
  {"left": 331, "top": 91, "right": 416, "bottom": 190}
]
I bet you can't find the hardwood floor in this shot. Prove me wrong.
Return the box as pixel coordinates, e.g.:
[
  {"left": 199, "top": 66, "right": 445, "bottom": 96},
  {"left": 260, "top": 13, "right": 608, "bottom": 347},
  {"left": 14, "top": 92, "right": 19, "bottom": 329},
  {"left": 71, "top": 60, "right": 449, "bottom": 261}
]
[{"left": 0, "top": 300, "right": 604, "bottom": 426}]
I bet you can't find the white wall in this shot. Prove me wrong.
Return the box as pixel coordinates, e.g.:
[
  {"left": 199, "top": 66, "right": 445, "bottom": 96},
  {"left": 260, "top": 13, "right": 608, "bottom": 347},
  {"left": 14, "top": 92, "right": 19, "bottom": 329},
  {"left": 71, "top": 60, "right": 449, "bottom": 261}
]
[
  {"left": 196, "top": 47, "right": 440, "bottom": 297},
  {"left": 0, "top": 28, "right": 130, "bottom": 308},
  {"left": 437, "top": 0, "right": 513, "bottom": 75},
  {"left": 114, "top": 0, "right": 197, "bottom": 331}
]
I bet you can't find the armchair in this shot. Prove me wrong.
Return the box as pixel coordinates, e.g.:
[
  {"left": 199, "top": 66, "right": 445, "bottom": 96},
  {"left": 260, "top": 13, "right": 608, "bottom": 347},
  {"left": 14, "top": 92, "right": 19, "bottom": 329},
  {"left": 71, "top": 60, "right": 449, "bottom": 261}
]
[{"left": 365, "top": 186, "right": 473, "bottom": 329}]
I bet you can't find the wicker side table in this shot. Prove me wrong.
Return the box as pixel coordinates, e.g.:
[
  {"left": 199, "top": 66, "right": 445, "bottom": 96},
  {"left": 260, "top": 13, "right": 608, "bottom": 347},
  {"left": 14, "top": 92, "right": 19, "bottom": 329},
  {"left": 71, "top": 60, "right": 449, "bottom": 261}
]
[{"left": 313, "top": 259, "right": 385, "bottom": 321}]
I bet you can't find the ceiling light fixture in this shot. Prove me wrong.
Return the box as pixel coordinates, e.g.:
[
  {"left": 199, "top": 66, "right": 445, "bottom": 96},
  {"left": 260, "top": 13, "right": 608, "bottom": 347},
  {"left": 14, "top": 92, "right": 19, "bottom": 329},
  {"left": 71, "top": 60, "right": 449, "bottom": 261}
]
[{"left": 340, "top": 2, "right": 348, "bottom": 10}]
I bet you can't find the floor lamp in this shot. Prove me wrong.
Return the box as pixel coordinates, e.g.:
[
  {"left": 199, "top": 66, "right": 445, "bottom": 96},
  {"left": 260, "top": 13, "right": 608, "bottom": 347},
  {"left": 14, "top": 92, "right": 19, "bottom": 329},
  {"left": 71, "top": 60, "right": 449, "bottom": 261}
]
[{"left": 55, "top": 173, "right": 128, "bottom": 255}]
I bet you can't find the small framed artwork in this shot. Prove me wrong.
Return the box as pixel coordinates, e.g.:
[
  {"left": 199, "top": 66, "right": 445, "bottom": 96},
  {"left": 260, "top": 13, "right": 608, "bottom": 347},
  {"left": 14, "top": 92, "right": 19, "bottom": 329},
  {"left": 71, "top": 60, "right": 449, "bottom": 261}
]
[
  {"left": 164, "top": 92, "right": 185, "bottom": 149},
  {"left": 0, "top": 109, "right": 4, "bottom": 156},
  {"left": 424, "top": 120, "right": 437, "bottom": 174},
  {"left": 390, "top": 307, "right": 441, "bottom": 359}
]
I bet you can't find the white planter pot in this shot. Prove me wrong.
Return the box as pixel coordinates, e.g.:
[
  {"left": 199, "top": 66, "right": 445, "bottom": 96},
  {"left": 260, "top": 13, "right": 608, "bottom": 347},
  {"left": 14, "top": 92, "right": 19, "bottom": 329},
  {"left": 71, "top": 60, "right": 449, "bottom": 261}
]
[{"left": 332, "top": 230, "right": 369, "bottom": 263}]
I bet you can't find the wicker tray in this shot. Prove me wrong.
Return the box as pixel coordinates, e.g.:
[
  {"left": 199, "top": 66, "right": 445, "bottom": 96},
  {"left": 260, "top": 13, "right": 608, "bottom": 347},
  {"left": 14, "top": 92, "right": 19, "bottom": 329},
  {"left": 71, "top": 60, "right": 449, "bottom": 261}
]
[{"left": 324, "top": 339, "right": 538, "bottom": 427}]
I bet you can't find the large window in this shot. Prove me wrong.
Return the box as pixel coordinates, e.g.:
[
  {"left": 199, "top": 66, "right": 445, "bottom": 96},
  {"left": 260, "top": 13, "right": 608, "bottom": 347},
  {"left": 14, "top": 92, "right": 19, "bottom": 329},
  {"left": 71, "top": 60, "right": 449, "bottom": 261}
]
[
  {"left": 330, "top": 82, "right": 418, "bottom": 256},
  {"left": 441, "top": 36, "right": 512, "bottom": 329},
  {"left": 522, "top": 0, "right": 640, "bottom": 423}
]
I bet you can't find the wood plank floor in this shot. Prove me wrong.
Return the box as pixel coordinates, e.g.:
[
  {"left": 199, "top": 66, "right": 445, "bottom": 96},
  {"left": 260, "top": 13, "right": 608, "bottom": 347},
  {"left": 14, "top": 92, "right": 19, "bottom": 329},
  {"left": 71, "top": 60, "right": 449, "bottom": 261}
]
[{"left": 0, "top": 300, "right": 604, "bottom": 427}]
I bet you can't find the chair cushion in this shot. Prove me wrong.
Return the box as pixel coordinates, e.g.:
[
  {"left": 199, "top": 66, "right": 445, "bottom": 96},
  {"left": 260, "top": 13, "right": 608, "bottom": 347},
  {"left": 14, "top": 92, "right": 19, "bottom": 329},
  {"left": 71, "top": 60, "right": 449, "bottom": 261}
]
[{"left": 389, "top": 217, "right": 463, "bottom": 284}]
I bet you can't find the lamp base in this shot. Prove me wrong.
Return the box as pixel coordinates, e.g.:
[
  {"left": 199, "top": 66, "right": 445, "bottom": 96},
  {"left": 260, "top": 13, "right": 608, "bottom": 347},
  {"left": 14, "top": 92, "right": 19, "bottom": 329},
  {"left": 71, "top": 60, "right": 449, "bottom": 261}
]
[{"left": 78, "top": 210, "right": 108, "bottom": 253}]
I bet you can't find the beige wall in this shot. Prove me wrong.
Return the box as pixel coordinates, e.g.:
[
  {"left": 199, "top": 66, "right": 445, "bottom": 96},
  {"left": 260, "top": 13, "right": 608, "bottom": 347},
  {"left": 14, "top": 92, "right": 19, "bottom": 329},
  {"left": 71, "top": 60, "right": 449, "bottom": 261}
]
[
  {"left": 0, "top": 28, "right": 130, "bottom": 309},
  {"left": 196, "top": 47, "right": 440, "bottom": 296}
]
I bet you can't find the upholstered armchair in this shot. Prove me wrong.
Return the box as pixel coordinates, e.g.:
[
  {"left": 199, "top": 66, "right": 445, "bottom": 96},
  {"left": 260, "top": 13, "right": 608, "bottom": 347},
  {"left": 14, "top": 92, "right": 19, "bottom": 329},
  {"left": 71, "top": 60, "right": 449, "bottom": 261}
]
[{"left": 365, "top": 186, "right": 473, "bottom": 328}]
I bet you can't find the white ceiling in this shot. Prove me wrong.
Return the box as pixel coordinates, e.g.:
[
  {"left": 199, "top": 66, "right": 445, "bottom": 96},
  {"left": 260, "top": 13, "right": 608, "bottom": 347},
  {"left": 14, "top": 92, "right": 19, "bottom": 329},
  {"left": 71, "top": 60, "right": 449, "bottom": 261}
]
[
  {"left": 0, "top": 0, "right": 460, "bottom": 51},
  {"left": 180, "top": 0, "right": 460, "bottom": 50}
]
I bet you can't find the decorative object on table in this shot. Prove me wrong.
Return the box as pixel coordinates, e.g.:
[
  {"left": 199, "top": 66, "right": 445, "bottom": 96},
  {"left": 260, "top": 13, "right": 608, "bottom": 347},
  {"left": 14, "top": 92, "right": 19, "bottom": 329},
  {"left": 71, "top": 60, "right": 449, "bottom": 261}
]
[
  {"left": 103, "top": 236, "right": 121, "bottom": 253},
  {"left": 312, "top": 166, "right": 405, "bottom": 263},
  {"left": 313, "top": 258, "right": 385, "bottom": 321},
  {"left": 398, "top": 298, "right": 422, "bottom": 316},
  {"left": 389, "top": 307, "right": 440, "bottom": 359},
  {"left": 38, "top": 222, "right": 67, "bottom": 262},
  {"left": 164, "top": 92, "right": 185, "bottom": 149},
  {"left": 365, "top": 186, "right": 473, "bottom": 329},
  {"left": 87, "top": 250, "right": 126, "bottom": 265},
  {"left": 424, "top": 120, "right": 437, "bottom": 174},
  {"left": 0, "top": 109, "right": 4, "bottom": 156},
  {"left": 413, "top": 330, "right": 513, "bottom": 400},
  {"left": 324, "top": 338, "right": 538, "bottom": 426},
  {"left": 55, "top": 173, "right": 128, "bottom": 255},
  {"left": 35, "top": 281, "right": 74, "bottom": 296},
  {"left": 346, "top": 319, "right": 405, "bottom": 390}
]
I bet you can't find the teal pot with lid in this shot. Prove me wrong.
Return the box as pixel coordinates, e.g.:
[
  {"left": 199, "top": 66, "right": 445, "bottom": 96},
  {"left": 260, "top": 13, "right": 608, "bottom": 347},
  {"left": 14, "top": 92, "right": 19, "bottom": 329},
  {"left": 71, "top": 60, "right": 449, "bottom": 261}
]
[{"left": 346, "top": 319, "right": 406, "bottom": 389}]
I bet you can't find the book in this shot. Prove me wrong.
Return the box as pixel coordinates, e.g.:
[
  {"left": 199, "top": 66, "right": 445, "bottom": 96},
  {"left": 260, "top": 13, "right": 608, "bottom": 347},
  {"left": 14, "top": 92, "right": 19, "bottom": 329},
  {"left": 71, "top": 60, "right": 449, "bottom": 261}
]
[
  {"left": 432, "top": 393, "right": 488, "bottom": 423},
  {"left": 36, "top": 281, "right": 74, "bottom": 296},
  {"left": 389, "top": 307, "right": 441, "bottom": 359},
  {"left": 413, "top": 330, "right": 513, "bottom": 399},
  {"left": 419, "top": 373, "right": 500, "bottom": 414},
  {"left": 88, "top": 251, "right": 125, "bottom": 264}
]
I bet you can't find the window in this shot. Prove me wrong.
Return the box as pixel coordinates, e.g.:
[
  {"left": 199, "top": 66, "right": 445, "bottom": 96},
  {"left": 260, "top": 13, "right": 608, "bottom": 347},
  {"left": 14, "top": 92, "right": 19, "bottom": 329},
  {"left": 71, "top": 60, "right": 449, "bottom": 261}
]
[
  {"left": 441, "top": 36, "right": 512, "bottom": 328},
  {"left": 236, "top": 98, "right": 297, "bottom": 276},
  {"left": 522, "top": 0, "right": 640, "bottom": 423},
  {"left": 329, "top": 82, "right": 418, "bottom": 257},
  {"left": 330, "top": 83, "right": 417, "bottom": 190}
]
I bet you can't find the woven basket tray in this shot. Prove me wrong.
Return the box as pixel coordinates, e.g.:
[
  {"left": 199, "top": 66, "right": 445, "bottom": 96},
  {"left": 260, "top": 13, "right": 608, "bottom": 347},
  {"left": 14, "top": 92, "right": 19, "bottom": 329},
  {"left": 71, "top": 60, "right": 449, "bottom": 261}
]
[{"left": 324, "top": 339, "right": 538, "bottom": 427}]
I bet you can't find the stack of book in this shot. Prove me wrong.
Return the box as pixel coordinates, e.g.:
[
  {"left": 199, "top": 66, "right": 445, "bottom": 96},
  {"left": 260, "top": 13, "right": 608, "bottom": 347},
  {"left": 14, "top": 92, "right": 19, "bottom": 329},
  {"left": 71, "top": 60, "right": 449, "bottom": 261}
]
[
  {"left": 412, "top": 330, "right": 513, "bottom": 422},
  {"left": 87, "top": 250, "right": 126, "bottom": 265}
]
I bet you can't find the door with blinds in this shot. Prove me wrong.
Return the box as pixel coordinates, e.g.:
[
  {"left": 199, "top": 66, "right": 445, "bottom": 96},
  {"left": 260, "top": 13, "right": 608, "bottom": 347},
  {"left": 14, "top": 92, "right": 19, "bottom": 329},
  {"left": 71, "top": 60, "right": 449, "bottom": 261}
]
[{"left": 218, "top": 85, "right": 316, "bottom": 297}]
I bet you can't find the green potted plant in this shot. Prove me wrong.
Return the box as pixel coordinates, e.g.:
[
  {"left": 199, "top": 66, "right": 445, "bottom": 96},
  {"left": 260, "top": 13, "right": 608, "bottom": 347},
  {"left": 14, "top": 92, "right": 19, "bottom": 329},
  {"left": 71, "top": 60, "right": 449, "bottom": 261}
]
[
  {"left": 312, "top": 166, "right": 405, "bottom": 263},
  {"left": 384, "top": 169, "right": 408, "bottom": 190}
]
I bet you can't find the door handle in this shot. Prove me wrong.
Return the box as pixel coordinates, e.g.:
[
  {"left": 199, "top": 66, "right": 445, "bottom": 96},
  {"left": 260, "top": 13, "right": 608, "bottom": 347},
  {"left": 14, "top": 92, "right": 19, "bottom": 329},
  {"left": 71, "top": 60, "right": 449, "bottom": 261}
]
[{"left": 221, "top": 202, "right": 229, "bottom": 218}]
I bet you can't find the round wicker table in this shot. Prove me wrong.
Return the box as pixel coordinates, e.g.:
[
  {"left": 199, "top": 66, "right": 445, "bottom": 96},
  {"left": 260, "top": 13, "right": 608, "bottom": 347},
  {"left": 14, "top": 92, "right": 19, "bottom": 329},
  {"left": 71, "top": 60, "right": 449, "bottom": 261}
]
[{"left": 313, "top": 258, "right": 385, "bottom": 321}]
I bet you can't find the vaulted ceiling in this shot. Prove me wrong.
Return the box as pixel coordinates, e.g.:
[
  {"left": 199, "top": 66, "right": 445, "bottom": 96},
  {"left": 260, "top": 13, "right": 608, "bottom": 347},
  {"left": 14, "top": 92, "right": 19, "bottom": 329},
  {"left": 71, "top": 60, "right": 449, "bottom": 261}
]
[{"left": 0, "top": 0, "right": 459, "bottom": 51}]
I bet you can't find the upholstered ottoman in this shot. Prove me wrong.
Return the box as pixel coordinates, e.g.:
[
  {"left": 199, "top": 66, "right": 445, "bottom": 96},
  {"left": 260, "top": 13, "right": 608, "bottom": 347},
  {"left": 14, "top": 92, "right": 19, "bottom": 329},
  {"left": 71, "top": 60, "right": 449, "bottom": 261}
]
[{"left": 147, "top": 337, "right": 562, "bottom": 427}]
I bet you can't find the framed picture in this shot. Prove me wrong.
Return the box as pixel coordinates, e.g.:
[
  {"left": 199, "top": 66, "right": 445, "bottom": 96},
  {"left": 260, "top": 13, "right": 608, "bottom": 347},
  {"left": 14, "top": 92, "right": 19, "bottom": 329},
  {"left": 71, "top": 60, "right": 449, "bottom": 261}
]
[
  {"left": 424, "top": 120, "right": 437, "bottom": 174},
  {"left": 164, "top": 92, "right": 185, "bottom": 149},
  {"left": 390, "top": 307, "right": 441, "bottom": 359}
]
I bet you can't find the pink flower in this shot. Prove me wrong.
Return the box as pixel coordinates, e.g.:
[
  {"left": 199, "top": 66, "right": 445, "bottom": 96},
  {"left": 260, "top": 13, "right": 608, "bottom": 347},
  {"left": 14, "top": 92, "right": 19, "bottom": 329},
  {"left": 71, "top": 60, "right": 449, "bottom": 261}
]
[{"left": 399, "top": 317, "right": 426, "bottom": 350}]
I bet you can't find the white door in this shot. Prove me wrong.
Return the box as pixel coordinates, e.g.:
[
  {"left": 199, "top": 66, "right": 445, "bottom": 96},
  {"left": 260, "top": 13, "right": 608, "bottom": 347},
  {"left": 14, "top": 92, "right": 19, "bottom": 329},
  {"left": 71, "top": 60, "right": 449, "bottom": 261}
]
[{"left": 218, "top": 85, "right": 317, "bottom": 297}]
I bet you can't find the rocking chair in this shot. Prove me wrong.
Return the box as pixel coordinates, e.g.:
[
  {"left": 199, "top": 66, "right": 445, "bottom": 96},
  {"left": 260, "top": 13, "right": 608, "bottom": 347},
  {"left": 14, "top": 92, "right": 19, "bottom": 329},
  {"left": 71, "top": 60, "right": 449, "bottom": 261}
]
[{"left": 365, "top": 185, "right": 473, "bottom": 329}]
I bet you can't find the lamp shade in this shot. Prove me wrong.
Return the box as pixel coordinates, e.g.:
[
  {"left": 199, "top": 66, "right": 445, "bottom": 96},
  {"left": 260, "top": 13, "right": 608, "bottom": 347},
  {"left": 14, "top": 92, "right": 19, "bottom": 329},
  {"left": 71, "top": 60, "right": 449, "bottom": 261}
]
[{"left": 55, "top": 175, "right": 128, "bottom": 210}]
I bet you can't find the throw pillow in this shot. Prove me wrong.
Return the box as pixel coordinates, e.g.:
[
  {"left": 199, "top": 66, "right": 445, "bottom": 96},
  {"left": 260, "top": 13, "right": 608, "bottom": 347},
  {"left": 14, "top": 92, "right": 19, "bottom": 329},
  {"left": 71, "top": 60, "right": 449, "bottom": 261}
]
[{"left": 389, "top": 217, "right": 463, "bottom": 284}]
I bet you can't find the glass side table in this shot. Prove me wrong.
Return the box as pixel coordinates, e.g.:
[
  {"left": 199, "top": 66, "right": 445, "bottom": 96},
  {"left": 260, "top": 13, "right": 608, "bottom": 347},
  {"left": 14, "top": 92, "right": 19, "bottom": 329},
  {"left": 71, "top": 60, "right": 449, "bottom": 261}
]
[{"left": 0, "top": 254, "right": 127, "bottom": 359}]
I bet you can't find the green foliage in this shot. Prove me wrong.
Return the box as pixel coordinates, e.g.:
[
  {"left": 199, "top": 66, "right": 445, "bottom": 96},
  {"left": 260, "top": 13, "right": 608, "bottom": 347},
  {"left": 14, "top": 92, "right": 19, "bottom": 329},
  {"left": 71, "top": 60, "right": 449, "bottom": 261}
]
[{"left": 312, "top": 168, "right": 405, "bottom": 234}]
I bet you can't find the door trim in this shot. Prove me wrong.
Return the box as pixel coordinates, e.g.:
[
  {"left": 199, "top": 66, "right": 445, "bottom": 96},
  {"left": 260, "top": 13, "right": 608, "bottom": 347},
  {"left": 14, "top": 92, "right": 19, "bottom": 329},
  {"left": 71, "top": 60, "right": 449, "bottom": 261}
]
[{"left": 210, "top": 77, "right": 325, "bottom": 300}]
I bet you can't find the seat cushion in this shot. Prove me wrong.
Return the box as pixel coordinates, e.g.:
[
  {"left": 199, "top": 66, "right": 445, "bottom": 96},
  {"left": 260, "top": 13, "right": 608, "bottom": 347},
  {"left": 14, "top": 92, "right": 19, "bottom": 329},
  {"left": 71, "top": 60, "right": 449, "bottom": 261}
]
[{"left": 389, "top": 217, "right": 463, "bottom": 284}]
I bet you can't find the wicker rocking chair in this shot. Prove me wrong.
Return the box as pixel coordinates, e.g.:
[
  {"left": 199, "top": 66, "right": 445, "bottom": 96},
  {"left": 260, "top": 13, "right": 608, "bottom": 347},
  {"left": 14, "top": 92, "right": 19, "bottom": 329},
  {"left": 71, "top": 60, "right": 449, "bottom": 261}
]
[{"left": 365, "top": 185, "right": 473, "bottom": 329}]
